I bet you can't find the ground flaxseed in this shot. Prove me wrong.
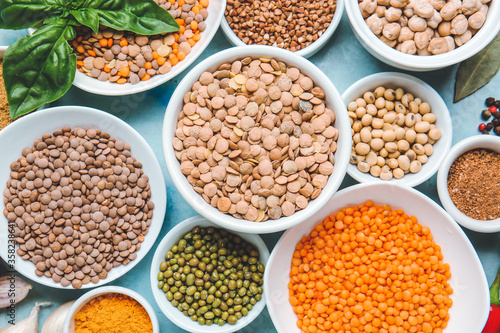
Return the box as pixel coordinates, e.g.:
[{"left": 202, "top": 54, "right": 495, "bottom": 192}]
[
  {"left": 447, "top": 148, "right": 500, "bottom": 220},
  {"left": 0, "top": 61, "right": 14, "bottom": 131}
]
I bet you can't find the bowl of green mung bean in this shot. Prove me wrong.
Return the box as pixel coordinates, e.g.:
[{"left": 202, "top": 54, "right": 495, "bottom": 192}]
[{"left": 150, "top": 215, "right": 269, "bottom": 332}]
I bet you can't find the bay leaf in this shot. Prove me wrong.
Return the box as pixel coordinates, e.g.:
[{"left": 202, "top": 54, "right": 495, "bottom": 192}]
[{"left": 454, "top": 32, "right": 500, "bottom": 103}]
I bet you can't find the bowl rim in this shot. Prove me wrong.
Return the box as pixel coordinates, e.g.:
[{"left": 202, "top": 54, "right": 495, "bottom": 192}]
[
  {"left": 342, "top": 71, "right": 453, "bottom": 187},
  {"left": 149, "top": 215, "right": 270, "bottom": 333},
  {"left": 264, "top": 181, "right": 490, "bottom": 333},
  {"left": 63, "top": 286, "right": 160, "bottom": 333},
  {"left": 437, "top": 135, "right": 500, "bottom": 232},
  {"left": 69, "top": 0, "right": 227, "bottom": 96},
  {"left": 0, "top": 105, "right": 167, "bottom": 289},
  {"left": 220, "top": 0, "right": 345, "bottom": 58},
  {"left": 162, "top": 45, "right": 352, "bottom": 234},
  {"left": 345, "top": 0, "right": 500, "bottom": 70}
]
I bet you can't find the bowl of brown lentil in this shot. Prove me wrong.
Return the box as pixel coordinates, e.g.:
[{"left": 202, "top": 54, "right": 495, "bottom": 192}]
[
  {"left": 0, "top": 106, "right": 167, "bottom": 289},
  {"left": 264, "top": 182, "right": 489, "bottom": 333},
  {"left": 437, "top": 135, "right": 500, "bottom": 233},
  {"left": 163, "top": 45, "right": 352, "bottom": 234},
  {"left": 345, "top": 0, "right": 500, "bottom": 71},
  {"left": 63, "top": 286, "right": 160, "bottom": 333},
  {"left": 221, "top": 0, "right": 344, "bottom": 58},
  {"left": 65, "top": 0, "right": 226, "bottom": 96},
  {"left": 343, "top": 72, "right": 452, "bottom": 187},
  {"left": 150, "top": 215, "right": 269, "bottom": 332}
]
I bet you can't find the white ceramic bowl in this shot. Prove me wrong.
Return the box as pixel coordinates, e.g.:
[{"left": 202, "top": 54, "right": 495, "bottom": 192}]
[
  {"left": 345, "top": 0, "right": 500, "bottom": 71},
  {"left": 0, "top": 106, "right": 167, "bottom": 288},
  {"left": 63, "top": 286, "right": 160, "bottom": 333},
  {"left": 342, "top": 72, "right": 452, "bottom": 187},
  {"left": 220, "top": 0, "right": 344, "bottom": 58},
  {"left": 437, "top": 135, "right": 500, "bottom": 233},
  {"left": 71, "top": 0, "right": 226, "bottom": 96},
  {"left": 163, "top": 45, "right": 352, "bottom": 234},
  {"left": 265, "top": 182, "right": 489, "bottom": 333},
  {"left": 150, "top": 215, "right": 269, "bottom": 333}
]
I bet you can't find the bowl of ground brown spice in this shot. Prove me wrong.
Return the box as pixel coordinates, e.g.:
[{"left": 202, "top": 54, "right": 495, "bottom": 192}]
[
  {"left": 437, "top": 135, "right": 500, "bottom": 233},
  {"left": 63, "top": 286, "right": 159, "bottom": 333},
  {"left": 221, "top": 0, "right": 344, "bottom": 58},
  {"left": 0, "top": 46, "right": 13, "bottom": 131}
]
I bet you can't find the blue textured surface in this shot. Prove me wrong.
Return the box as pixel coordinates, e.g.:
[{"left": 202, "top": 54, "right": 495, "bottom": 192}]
[{"left": 1, "top": 14, "right": 500, "bottom": 332}]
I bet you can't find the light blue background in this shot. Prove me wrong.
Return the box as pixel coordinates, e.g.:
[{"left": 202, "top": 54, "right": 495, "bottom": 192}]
[{"left": 1, "top": 14, "right": 500, "bottom": 332}]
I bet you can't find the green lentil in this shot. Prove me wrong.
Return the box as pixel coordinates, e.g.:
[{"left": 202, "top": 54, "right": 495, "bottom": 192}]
[{"left": 157, "top": 225, "right": 265, "bottom": 326}]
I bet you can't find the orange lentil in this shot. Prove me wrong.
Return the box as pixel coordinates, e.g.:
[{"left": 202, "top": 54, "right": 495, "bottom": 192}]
[
  {"left": 99, "top": 38, "right": 108, "bottom": 47},
  {"left": 157, "top": 56, "right": 166, "bottom": 66},
  {"left": 141, "top": 73, "right": 151, "bottom": 81},
  {"left": 288, "top": 201, "right": 453, "bottom": 333},
  {"left": 77, "top": 36, "right": 83, "bottom": 42},
  {"left": 193, "top": 33, "right": 201, "bottom": 42},
  {"left": 118, "top": 66, "right": 130, "bottom": 77},
  {"left": 200, "top": 0, "right": 209, "bottom": 7},
  {"left": 87, "top": 49, "right": 96, "bottom": 57},
  {"left": 179, "top": 0, "right": 185, "bottom": 6},
  {"left": 107, "top": 38, "right": 113, "bottom": 48},
  {"left": 120, "top": 38, "right": 128, "bottom": 47},
  {"left": 177, "top": 51, "right": 186, "bottom": 61},
  {"left": 116, "top": 78, "right": 127, "bottom": 84},
  {"left": 176, "top": 18, "right": 185, "bottom": 26},
  {"left": 191, "top": 21, "right": 198, "bottom": 31},
  {"left": 76, "top": 45, "right": 85, "bottom": 53},
  {"left": 72, "top": 40, "right": 79, "bottom": 49},
  {"left": 179, "top": 25, "right": 186, "bottom": 34},
  {"left": 192, "top": 5, "right": 200, "bottom": 14},
  {"left": 77, "top": 60, "right": 84, "bottom": 67},
  {"left": 103, "top": 64, "right": 111, "bottom": 73},
  {"left": 144, "top": 62, "right": 153, "bottom": 69}
]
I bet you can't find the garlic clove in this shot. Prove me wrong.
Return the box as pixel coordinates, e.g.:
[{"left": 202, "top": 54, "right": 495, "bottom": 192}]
[
  {"left": 41, "top": 300, "right": 76, "bottom": 333},
  {"left": 0, "top": 275, "right": 32, "bottom": 309},
  {"left": 0, "top": 301, "right": 51, "bottom": 333}
]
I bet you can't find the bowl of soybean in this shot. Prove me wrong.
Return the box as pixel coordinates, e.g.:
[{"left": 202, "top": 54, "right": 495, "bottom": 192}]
[
  {"left": 342, "top": 72, "right": 452, "bottom": 187},
  {"left": 150, "top": 215, "right": 269, "bottom": 333}
]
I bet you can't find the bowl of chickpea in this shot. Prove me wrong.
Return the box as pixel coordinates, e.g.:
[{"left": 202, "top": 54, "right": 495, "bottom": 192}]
[{"left": 345, "top": 0, "right": 500, "bottom": 71}]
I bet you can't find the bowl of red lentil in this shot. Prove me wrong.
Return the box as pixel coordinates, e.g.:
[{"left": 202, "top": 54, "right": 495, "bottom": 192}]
[
  {"left": 162, "top": 45, "right": 352, "bottom": 234},
  {"left": 63, "top": 286, "right": 159, "bottom": 333},
  {"left": 66, "top": 0, "right": 226, "bottom": 96},
  {"left": 345, "top": 0, "right": 500, "bottom": 71},
  {"left": 264, "top": 182, "right": 489, "bottom": 333},
  {"left": 221, "top": 0, "right": 344, "bottom": 58},
  {"left": 437, "top": 135, "right": 500, "bottom": 233}
]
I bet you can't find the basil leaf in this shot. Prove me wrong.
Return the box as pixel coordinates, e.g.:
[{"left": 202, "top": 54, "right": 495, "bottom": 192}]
[
  {"left": 88, "top": 0, "right": 179, "bottom": 35},
  {"left": 454, "top": 33, "right": 500, "bottom": 103},
  {"left": 70, "top": 8, "right": 99, "bottom": 33},
  {"left": 0, "top": 0, "right": 61, "bottom": 29},
  {"left": 3, "top": 22, "right": 77, "bottom": 118}
]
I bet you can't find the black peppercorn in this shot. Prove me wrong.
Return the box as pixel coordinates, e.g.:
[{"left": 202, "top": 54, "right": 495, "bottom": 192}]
[
  {"left": 494, "top": 118, "right": 500, "bottom": 126},
  {"left": 495, "top": 100, "right": 500, "bottom": 109},
  {"left": 486, "top": 123, "right": 494, "bottom": 131},
  {"left": 486, "top": 97, "right": 496, "bottom": 107},
  {"left": 482, "top": 109, "right": 492, "bottom": 120},
  {"left": 481, "top": 130, "right": 490, "bottom": 135},
  {"left": 495, "top": 127, "right": 500, "bottom": 136},
  {"left": 494, "top": 112, "right": 500, "bottom": 119}
]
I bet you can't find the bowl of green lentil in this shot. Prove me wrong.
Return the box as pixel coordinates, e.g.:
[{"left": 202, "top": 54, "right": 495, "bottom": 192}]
[
  {"left": 342, "top": 72, "right": 452, "bottom": 187},
  {"left": 437, "top": 135, "right": 500, "bottom": 233},
  {"left": 150, "top": 215, "right": 269, "bottom": 332}
]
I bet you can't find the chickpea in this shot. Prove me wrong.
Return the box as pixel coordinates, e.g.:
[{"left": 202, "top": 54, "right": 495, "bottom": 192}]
[
  {"left": 366, "top": 14, "right": 385, "bottom": 34},
  {"left": 408, "top": 15, "right": 428, "bottom": 31},
  {"left": 462, "top": 0, "right": 482, "bottom": 15},
  {"left": 428, "top": 37, "right": 449, "bottom": 54},
  {"left": 440, "top": 2, "right": 460, "bottom": 21},
  {"left": 426, "top": 10, "right": 443, "bottom": 28},
  {"left": 383, "top": 23, "right": 402, "bottom": 40},
  {"left": 429, "top": 0, "right": 446, "bottom": 10},
  {"left": 413, "top": 0, "right": 435, "bottom": 18},
  {"left": 445, "top": 36, "right": 455, "bottom": 51},
  {"left": 390, "top": 0, "right": 409, "bottom": 7},
  {"left": 400, "top": 40, "right": 417, "bottom": 54},
  {"left": 438, "top": 21, "right": 452, "bottom": 36},
  {"left": 414, "top": 31, "right": 430, "bottom": 49},
  {"left": 378, "top": 0, "right": 390, "bottom": 5},
  {"left": 403, "top": 5, "right": 415, "bottom": 17},
  {"left": 380, "top": 36, "right": 397, "bottom": 47},
  {"left": 399, "top": 15, "right": 409, "bottom": 27},
  {"left": 417, "top": 47, "right": 432, "bottom": 55},
  {"left": 451, "top": 14, "right": 468, "bottom": 35},
  {"left": 468, "top": 9, "right": 487, "bottom": 29},
  {"left": 376, "top": 5, "right": 387, "bottom": 17},
  {"left": 386, "top": 7, "right": 403, "bottom": 21}
]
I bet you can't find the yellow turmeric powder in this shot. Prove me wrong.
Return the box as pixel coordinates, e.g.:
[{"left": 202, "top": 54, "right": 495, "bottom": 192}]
[{"left": 74, "top": 293, "right": 153, "bottom": 333}]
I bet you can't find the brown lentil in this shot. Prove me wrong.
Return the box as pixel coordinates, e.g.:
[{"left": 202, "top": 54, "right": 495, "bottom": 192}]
[
  {"left": 225, "top": 0, "right": 337, "bottom": 52},
  {"left": 3, "top": 127, "right": 154, "bottom": 288},
  {"left": 72, "top": 0, "right": 209, "bottom": 84},
  {"left": 447, "top": 148, "right": 500, "bottom": 220},
  {"left": 173, "top": 57, "right": 339, "bottom": 221}
]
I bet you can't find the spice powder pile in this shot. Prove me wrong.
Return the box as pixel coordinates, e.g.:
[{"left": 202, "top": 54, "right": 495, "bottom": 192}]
[
  {"left": 447, "top": 149, "right": 500, "bottom": 220},
  {"left": 0, "top": 61, "right": 13, "bottom": 131},
  {"left": 225, "top": 0, "right": 336, "bottom": 52},
  {"left": 74, "top": 293, "right": 153, "bottom": 333}
]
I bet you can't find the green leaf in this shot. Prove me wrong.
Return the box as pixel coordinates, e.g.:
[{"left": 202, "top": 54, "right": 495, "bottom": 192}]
[
  {"left": 88, "top": 0, "right": 179, "bottom": 35},
  {"left": 3, "top": 22, "right": 77, "bottom": 118},
  {"left": 0, "top": 0, "right": 61, "bottom": 29},
  {"left": 454, "top": 33, "right": 500, "bottom": 103},
  {"left": 70, "top": 8, "right": 99, "bottom": 33}
]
